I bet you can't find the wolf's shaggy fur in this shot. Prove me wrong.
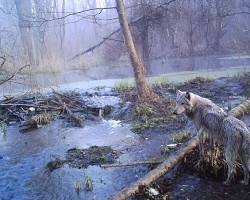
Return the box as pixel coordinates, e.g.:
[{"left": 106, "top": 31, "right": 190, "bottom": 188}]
[{"left": 174, "top": 90, "right": 250, "bottom": 185}]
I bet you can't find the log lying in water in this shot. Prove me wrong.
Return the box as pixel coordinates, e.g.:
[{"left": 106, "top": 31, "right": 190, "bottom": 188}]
[
  {"left": 110, "top": 98, "right": 250, "bottom": 200},
  {"left": 110, "top": 137, "right": 199, "bottom": 200}
]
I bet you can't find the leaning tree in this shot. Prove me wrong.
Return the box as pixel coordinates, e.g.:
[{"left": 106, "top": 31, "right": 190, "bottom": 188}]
[{"left": 115, "top": 0, "right": 159, "bottom": 103}]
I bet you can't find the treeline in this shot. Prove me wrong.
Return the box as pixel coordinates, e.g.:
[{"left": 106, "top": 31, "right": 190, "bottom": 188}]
[{"left": 104, "top": 0, "right": 250, "bottom": 62}]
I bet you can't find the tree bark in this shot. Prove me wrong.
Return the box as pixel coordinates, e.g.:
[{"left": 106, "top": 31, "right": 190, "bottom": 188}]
[
  {"left": 140, "top": 0, "right": 151, "bottom": 75},
  {"left": 213, "top": 0, "right": 223, "bottom": 52},
  {"left": 115, "top": 0, "right": 158, "bottom": 102},
  {"left": 15, "top": 0, "right": 40, "bottom": 65},
  {"left": 60, "top": 0, "right": 66, "bottom": 50}
]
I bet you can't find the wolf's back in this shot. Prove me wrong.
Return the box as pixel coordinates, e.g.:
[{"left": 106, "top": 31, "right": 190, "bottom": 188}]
[{"left": 196, "top": 100, "right": 226, "bottom": 131}]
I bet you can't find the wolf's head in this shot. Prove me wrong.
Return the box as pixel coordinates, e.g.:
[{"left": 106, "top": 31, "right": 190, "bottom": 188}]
[{"left": 173, "top": 90, "right": 194, "bottom": 115}]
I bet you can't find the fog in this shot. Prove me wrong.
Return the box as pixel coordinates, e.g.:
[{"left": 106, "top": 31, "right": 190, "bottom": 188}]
[
  {"left": 0, "top": 0, "right": 250, "bottom": 92},
  {"left": 1, "top": 1, "right": 250, "bottom": 199}
]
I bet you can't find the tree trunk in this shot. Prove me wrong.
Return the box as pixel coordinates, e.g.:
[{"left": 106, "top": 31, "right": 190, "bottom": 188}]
[
  {"left": 60, "top": 0, "right": 66, "bottom": 50},
  {"left": 34, "top": 0, "right": 45, "bottom": 63},
  {"left": 213, "top": 0, "right": 223, "bottom": 52},
  {"left": 141, "top": 0, "right": 151, "bottom": 75},
  {"left": 115, "top": 0, "right": 158, "bottom": 102},
  {"left": 15, "top": 0, "right": 39, "bottom": 65}
]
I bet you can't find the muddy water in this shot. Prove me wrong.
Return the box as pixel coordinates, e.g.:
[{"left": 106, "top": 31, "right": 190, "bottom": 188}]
[
  {"left": 0, "top": 121, "right": 172, "bottom": 200},
  {"left": 1, "top": 54, "right": 250, "bottom": 96},
  {"left": 0, "top": 93, "right": 172, "bottom": 200},
  {"left": 1, "top": 72, "right": 250, "bottom": 199}
]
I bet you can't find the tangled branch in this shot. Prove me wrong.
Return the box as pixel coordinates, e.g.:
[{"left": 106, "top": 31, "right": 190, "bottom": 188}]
[{"left": 0, "top": 64, "right": 29, "bottom": 85}]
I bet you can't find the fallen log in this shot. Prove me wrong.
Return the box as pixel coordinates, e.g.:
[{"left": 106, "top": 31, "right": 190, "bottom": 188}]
[
  {"left": 110, "top": 137, "right": 199, "bottom": 200},
  {"left": 229, "top": 99, "right": 250, "bottom": 118},
  {"left": 110, "top": 98, "right": 250, "bottom": 200}
]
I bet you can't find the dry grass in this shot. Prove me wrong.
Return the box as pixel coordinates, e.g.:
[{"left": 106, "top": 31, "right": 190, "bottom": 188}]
[
  {"left": 114, "top": 81, "right": 134, "bottom": 93},
  {"left": 152, "top": 76, "right": 169, "bottom": 87}
]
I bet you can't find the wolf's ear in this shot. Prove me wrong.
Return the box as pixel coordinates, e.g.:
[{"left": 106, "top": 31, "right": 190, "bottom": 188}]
[{"left": 186, "top": 92, "right": 191, "bottom": 100}]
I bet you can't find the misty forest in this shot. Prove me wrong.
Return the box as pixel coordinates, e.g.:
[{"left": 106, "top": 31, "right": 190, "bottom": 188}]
[{"left": 1, "top": 0, "right": 250, "bottom": 200}]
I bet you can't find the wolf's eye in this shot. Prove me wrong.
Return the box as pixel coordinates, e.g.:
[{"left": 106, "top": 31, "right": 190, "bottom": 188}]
[{"left": 181, "top": 103, "right": 185, "bottom": 105}]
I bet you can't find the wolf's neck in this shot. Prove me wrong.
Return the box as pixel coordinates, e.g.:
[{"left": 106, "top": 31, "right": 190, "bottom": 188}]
[{"left": 185, "top": 95, "right": 211, "bottom": 119}]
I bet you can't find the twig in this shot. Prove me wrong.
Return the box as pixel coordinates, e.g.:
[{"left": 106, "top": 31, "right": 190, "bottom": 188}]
[
  {"left": 71, "top": 16, "right": 145, "bottom": 60},
  {"left": 0, "top": 56, "right": 6, "bottom": 69},
  {"left": 71, "top": 28, "right": 121, "bottom": 60},
  {"left": 0, "top": 103, "right": 38, "bottom": 107},
  {"left": 101, "top": 160, "right": 163, "bottom": 168},
  {"left": 53, "top": 90, "right": 85, "bottom": 106},
  {"left": 0, "top": 64, "right": 29, "bottom": 85},
  {"left": 53, "top": 91, "right": 84, "bottom": 127}
]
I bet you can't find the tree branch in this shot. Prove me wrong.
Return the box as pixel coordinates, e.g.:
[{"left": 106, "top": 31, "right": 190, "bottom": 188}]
[
  {"left": 0, "top": 56, "right": 6, "bottom": 70},
  {"left": 0, "top": 64, "right": 29, "bottom": 85},
  {"left": 71, "top": 16, "right": 145, "bottom": 60},
  {"left": 70, "top": 0, "right": 179, "bottom": 60},
  {"left": 221, "top": 11, "right": 250, "bottom": 17},
  {"left": 71, "top": 27, "right": 121, "bottom": 60}
]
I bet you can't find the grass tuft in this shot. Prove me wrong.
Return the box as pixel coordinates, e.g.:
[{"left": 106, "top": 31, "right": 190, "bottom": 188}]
[
  {"left": 114, "top": 81, "right": 134, "bottom": 92},
  {"left": 172, "top": 130, "right": 190, "bottom": 143}
]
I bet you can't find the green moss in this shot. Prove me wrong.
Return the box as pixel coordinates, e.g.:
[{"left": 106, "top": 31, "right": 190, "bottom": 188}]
[
  {"left": 172, "top": 130, "right": 190, "bottom": 143},
  {"left": 66, "top": 146, "right": 118, "bottom": 168},
  {"left": 46, "top": 146, "right": 118, "bottom": 171},
  {"left": 160, "top": 145, "right": 171, "bottom": 154},
  {"left": 132, "top": 109, "right": 177, "bottom": 134}
]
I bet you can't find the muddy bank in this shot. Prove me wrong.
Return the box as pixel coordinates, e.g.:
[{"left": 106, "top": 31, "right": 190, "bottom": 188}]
[
  {"left": 114, "top": 73, "right": 250, "bottom": 136},
  {"left": 127, "top": 74, "right": 250, "bottom": 200},
  {"left": 1, "top": 73, "right": 250, "bottom": 200}
]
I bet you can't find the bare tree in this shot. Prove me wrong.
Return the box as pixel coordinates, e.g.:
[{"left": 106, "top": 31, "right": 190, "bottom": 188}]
[
  {"left": 59, "top": 0, "right": 66, "bottom": 50},
  {"left": 115, "top": 0, "right": 159, "bottom": 102},
  {"left": 15, "top": 0, "right": 40, "bottom": 65}
]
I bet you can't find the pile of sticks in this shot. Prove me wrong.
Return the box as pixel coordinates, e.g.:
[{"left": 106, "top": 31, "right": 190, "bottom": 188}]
[{"left": 0, "top": 90, "right": 107, "bottom": 131}]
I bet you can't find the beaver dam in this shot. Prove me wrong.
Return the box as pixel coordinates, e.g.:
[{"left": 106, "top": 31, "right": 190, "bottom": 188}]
[{"left": 1, "top": 73, "right": 250, "bottom": 200}]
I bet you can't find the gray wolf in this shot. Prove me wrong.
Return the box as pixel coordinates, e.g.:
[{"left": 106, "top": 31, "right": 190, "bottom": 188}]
[{"left": 174, "top": 90, "right": 250, "bottom": 185}]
